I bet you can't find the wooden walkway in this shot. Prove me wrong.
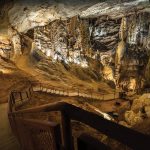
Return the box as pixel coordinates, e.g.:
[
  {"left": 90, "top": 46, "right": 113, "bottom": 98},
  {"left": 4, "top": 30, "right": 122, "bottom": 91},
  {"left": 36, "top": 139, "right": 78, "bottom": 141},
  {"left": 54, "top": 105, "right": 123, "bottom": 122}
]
[
  {"left": 0, "top": 103, "right": 19, "bottom": 150},
  {"left": 32, "top": 85, "right": 119, "bottom": 101}
]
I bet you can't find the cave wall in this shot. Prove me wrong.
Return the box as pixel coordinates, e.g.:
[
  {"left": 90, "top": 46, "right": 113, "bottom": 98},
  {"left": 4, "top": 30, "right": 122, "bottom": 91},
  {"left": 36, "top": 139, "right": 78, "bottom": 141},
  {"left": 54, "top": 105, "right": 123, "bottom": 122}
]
[
  {"left": 33, "top": 17, "right": 88, "bottom": 67},
  {"left": 0, "top": 36, "right": 11, "bottom": 58},
  {"left": 90, "top": 17, "right": 120, "bottom": 51},
  {"left": 5, "top": 5, "right": 150, "bottom": 92},
  {"left": 29, "top": 12, "right": 150, "bottom": 91},
  {"left": 8, "top": 27, "right": 22, "bottom": 60},
  {"left": 119, "top": 13, "right": 150, "bottom": 91}
]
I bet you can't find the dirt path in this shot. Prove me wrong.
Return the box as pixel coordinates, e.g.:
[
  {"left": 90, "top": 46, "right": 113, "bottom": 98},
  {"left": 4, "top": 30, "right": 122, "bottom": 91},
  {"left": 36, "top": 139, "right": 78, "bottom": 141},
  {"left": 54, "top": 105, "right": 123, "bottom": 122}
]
[{"left": 0, "top": 103, "right": 19, "bottom": 150}]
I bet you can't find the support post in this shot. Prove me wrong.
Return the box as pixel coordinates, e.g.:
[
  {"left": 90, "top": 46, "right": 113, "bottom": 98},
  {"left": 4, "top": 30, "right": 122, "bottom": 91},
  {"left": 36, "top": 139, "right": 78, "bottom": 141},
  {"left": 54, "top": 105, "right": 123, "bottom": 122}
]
[
  {"left": 12, "top": 93, "right": 15, "bottom": 105},
  {"left": 26, "top": 91, "right": 29, "bottom": 99},
  {"left": 78, "top": 89, "right": 79, "bottom": 96},
  {"left": 29, "top": 87, "right": 32, "bottom": 97},
  {"left": 20, "top": 92, "right": 23, "bottom": 101},
  {"left": 61, "top": 111, "right": 73, "bottom": 150}
]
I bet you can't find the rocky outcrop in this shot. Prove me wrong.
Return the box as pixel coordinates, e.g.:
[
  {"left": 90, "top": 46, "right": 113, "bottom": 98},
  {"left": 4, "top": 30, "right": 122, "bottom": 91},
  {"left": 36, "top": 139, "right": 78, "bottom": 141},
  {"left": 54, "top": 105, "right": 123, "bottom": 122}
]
[
  {"left": 115, "top": 13, "right": 150, "bottom": 91},
  {"left": 131, "top": 94, "right": 150, "bottom": 112},
  {"left": 90, "top": 18, "right": 120, "bottom": 51},
  {"left": 0, "top": 36, "right": 11, "bottom": 59},
  {"left": 8, "top": 27, "right": 22, "bottom": 60},
  {"left": 33, "top": 17, "right": 89, "bottom": 67},
  {"left": 123, "top": 93, "right": 150, "bottom": 126},
  {"left": 125, "top": 110, "right": 143, "bottom": 126},
  {"left": 145, "top": 106, "right": 150, "bottom": 117}
]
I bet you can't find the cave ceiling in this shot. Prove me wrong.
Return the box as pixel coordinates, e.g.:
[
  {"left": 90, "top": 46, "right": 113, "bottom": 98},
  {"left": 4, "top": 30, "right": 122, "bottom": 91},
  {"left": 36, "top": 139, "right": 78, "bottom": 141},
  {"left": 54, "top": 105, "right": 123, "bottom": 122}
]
[{"left": 4, "top": 0, "right": 150, "bottom": 33}]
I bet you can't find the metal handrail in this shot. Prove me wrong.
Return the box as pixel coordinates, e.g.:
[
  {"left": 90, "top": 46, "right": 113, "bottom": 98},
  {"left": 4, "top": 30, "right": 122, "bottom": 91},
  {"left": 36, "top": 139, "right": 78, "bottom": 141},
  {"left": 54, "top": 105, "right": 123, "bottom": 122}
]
[
  {"left": 8, "top": 83, "right": 150, "bottom": 150},
  {"left": 31, "top": 81, "right": 119, "bottom": 101},
  {"left": 9, "top": 99, "right": 150, "bottom": 150}
]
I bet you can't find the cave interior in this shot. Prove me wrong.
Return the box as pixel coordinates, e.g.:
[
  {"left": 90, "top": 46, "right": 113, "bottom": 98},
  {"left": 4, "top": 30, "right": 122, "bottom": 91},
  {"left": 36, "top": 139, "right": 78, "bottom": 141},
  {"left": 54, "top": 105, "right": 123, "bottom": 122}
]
[{"left": 0, "top": 0, "right": 150, "bottom": 150}]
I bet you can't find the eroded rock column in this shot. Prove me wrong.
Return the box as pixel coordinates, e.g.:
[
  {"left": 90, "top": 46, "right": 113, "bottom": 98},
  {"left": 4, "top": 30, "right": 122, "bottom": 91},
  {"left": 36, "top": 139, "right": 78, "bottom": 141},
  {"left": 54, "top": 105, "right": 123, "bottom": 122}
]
[{"left": 8, "top": 27, "right": 22, "bottom": 60}]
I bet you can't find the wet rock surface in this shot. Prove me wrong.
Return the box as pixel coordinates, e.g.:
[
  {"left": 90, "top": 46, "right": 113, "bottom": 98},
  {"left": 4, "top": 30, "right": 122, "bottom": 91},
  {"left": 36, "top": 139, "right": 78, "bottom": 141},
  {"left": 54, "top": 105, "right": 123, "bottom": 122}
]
[
  {"left": 24, "top": 12, "right": 150, "bottom": 92},
  {"left": 0, "top": 37, "right": 11, "bottom": 59},
  {"left": 0, "top": 0, "right": 148, "bottom": 91}
]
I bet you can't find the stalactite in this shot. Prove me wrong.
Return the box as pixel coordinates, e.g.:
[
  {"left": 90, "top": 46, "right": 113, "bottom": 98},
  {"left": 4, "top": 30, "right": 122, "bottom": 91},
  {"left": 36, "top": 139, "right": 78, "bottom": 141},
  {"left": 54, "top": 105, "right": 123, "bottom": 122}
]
[
  {"left": 79, "top": 19, "right": 90, "bottom": 56},
  {"left": 114, "top": 17, "right": 127, "bottom": 87},
  {"left": 119, "top": 17, "right": 128, "bottom": 41},
  {"left": 27, "top": 11, "right": 150, "bottom": 91},
  {"left": 8, "top": 27, "right": 22, "bottom": 60}
]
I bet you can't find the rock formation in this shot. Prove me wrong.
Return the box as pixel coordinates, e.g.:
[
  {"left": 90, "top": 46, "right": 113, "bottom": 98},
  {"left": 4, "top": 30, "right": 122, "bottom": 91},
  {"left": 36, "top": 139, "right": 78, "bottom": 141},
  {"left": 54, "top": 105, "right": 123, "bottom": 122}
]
[
  {"left": 0, "top": 36, "right": 11, "bottom": 58},
  {"left": 1, "top": 0, "right": 150, "bottom": 92}
]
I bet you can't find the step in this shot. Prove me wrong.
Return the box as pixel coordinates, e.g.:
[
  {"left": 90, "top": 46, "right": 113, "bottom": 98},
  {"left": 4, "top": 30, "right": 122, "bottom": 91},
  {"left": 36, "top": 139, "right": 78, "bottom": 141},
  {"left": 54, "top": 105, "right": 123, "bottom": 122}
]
[
  {"left": 33, "top": 87, "right": 41, "bottom": 92},
  {"left": 46, "top": 89, "right": 51, "bottom": 93},
  {"left": 42, "top": 88, "right": 47, "bottom": 92}
]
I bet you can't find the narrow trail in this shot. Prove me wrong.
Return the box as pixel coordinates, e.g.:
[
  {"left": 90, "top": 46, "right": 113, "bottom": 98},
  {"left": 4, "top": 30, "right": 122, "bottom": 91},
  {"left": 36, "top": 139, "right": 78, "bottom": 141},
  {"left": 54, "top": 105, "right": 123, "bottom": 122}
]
[{"left": 0, "top": 103, "right": 19, "bottom": 150}]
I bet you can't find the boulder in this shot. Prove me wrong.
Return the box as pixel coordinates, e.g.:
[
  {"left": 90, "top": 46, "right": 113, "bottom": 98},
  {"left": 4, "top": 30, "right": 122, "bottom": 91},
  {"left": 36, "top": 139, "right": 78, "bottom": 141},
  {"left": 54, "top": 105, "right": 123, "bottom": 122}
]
[
  {"left": 131, "top": 94, "right": 150, "bottom": 112},
  {"left": 125, "top": 110, "right": 143, "bottom": 126},
  {"left": 145, "top": 106, "right": 150, "bottom": 118}
]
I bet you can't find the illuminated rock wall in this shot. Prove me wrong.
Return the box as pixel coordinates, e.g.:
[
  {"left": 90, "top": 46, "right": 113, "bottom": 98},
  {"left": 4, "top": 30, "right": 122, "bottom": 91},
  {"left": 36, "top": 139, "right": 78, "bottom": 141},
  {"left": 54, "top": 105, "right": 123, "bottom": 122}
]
[
  {"left": 33, "top": 17, "right": 88, "bottom": 67},
  {"left": 0, "top": 36, "right": 11, "bottom": 58},
  {"left": 29, "top": 12, "right": 150, "bottom": 91},
  {"left": 6, "top": 0, "right": 149, "bottom": 92}
]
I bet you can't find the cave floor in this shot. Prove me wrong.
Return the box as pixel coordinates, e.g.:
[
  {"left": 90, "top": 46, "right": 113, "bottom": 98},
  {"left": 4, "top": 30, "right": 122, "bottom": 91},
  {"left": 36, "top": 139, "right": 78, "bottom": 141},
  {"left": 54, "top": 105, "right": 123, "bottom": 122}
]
[{"left": 0, "top": 103, "right": 20, "bottom": 150}]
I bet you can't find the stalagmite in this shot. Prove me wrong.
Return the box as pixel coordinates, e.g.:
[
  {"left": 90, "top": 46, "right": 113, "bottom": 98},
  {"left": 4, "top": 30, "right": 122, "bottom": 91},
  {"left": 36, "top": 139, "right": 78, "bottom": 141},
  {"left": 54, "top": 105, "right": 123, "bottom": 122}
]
[
  {"left": 8, "top": 27, "right": 22, "bottom": 60},
  {"left": 115, "top": 17, "right": 127, "bottom": 87}
]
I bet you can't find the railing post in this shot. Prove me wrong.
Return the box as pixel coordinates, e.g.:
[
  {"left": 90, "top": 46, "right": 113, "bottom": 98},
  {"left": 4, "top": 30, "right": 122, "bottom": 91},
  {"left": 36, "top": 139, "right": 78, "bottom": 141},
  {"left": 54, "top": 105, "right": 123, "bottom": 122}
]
[
  {"left": 26, "top": 91, "right": 29, "bottom": 99},
  {"left": 29, "top": 85, "right": 33, "bottom": 97},
  {"left": 40, "top": 83, "right": 42, "bottom": 90},
  {"left": 78, "top": 88, "right": 79, "bottom": 96},
  {"left": 61, "top": 110, "right": 73, "bottom": 150},
  {"left": 12, "top": 93, "right": 15, "bottom": 105},
  {"left": 20, "top": 92, "right": 23, "bottom": 101},
  {"left": 114, "top": 91, "right": 116, "bottom": 100},
  {"left": 29, "top": 87, "right": 33, "bottom": 97}
]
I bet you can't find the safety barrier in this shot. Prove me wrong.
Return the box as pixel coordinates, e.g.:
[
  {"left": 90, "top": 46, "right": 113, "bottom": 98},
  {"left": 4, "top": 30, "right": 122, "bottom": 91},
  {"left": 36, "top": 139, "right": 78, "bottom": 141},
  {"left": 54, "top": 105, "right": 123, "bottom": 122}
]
[
  {"left": 31, "top": 81, "right": 120, "bottom": 101},
  {"left": 8, "top": 88, "right": 150, "bottom": 150}
]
